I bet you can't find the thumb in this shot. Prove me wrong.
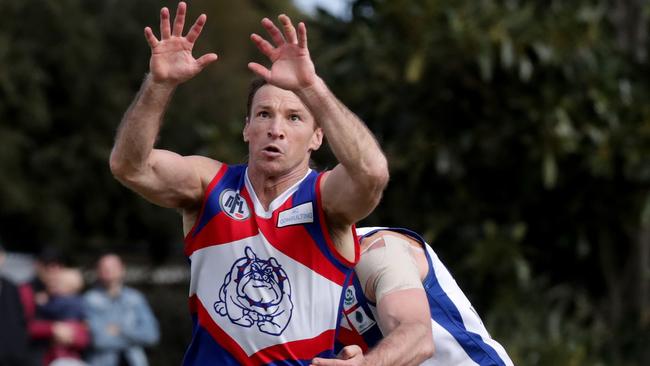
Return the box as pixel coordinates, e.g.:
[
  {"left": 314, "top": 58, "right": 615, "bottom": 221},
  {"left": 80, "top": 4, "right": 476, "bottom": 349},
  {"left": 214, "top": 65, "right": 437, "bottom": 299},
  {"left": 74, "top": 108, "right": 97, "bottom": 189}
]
[
  {"left": 340, "top": 345, "right": 363, "bottom": 360},
  {"left": 197, "top": 53, "right": 219, "bottom": 70},
  {"left": 247, "top": 62, "right": 271, "bottom": 80}
]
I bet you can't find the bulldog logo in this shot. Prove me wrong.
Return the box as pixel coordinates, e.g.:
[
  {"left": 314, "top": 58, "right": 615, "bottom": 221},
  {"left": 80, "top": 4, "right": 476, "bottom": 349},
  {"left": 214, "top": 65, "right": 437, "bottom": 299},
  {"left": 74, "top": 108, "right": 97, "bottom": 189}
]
[{"left": 214, "top": 247, "right": 293, "bottom": 336}]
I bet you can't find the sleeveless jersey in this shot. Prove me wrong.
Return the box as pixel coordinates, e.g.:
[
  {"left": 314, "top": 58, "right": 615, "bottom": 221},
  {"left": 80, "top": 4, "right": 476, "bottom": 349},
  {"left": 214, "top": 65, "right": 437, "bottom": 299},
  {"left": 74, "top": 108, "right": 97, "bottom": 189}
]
[
  {"left": 183, "top": 164, "right": 359, "bottom": 366},
  {"left": 336, "top": 227, "right": 513, "bottom": 366}
]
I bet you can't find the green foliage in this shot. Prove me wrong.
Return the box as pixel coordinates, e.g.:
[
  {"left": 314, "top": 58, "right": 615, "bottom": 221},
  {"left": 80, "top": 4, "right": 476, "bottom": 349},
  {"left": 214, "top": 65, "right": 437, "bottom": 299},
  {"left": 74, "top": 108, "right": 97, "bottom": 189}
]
[{"left": 311, "top": 0, "right": 650, "bottom": 364}]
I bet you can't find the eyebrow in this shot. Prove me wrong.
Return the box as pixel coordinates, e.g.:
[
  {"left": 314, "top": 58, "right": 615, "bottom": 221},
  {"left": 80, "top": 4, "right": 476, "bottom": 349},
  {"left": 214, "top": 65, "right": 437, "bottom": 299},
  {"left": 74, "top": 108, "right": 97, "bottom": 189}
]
[{"left": 254, "top": 104, "right": 306, "bottom": 114}]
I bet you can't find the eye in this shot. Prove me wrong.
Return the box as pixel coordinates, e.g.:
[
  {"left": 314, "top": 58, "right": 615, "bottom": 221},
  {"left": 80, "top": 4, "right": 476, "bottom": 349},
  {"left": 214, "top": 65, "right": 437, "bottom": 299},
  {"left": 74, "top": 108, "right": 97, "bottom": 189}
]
[
  {"left": 289, "top": 114, "right": 301, "bottom": 122},
  {"left": 257, "top": 111, "right": 270, "bottom": 118}
]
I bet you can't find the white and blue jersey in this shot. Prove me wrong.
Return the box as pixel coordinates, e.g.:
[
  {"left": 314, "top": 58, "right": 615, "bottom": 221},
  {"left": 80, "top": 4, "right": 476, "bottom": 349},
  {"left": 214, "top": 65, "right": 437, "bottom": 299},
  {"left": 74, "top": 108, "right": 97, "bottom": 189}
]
[{"left": 337, "top": 227, "right": 513, "bottom": 366}]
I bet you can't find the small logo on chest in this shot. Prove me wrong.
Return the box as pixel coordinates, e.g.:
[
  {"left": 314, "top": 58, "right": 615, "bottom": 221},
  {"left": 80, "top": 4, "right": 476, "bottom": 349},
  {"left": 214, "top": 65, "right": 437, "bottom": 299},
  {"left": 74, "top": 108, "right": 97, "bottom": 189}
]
[
  {"left": 219, "top": 189, "right": 250, "bottom": 221},
  {"left": 277, "top": 202, "right": 314, "bottom": 227}
]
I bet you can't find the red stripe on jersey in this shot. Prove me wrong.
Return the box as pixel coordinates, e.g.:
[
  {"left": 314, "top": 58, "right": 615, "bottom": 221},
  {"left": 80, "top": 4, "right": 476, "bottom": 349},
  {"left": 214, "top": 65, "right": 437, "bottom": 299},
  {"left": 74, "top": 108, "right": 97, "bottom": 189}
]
[
  {"left": 315, "top": 173, "right": 360, "bottom": 267},
  {"left": 188, "top": 294, "right": 199, "bottom": 315},
  {"left": 184, "top": 184, "right": 260, "bottom": 256},
  {"left": 256, "top": 197, "right": 347, "bottom": 285},
  {"left": 196, "top": 300, "right": 255, "bottom": 366},
  {"left": 184, "top": 210, "right": 259, "bottom": 256},
  {"left": 195, "top": 299, "right": 335, "bottom": 365},
  {"left": 250, "top": 329, "right": 336, "bottom": 365},
  {"left": 184, "top": 164, "right": 228, "bottom": 242},
  {"left": 336, "top": 326, "right": 369, "bottom": 353}
]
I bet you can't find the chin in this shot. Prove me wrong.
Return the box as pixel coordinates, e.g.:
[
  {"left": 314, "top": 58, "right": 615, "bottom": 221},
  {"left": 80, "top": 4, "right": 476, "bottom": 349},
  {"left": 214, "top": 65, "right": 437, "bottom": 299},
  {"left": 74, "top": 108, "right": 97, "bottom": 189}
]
[{"left": 253, "top": 160, "right": 286, "bottom": 176}]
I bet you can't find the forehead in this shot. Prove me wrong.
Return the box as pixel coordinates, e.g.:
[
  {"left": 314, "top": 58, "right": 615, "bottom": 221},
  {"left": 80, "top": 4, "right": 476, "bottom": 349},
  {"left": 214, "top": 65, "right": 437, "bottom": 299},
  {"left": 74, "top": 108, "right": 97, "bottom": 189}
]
[
  {"left": 252, "top": 85, "right": 308, "bottom": 111},
  {"left": 99, "top": 255, "right": 122, "bottom": 269}
]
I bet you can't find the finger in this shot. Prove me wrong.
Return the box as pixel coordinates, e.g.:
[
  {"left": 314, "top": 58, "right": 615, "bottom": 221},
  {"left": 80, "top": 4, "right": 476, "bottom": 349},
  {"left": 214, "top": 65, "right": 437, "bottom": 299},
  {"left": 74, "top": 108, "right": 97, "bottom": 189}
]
[
  {"left": 251, "top": 33, "right": 276, "bottom": 59},
  {"left": 144, "top": 27, "right": 159, "bottom": 48},
  {"left": 261, "top": 17, "right": 285, "bottom": 46},
  {"left": 278, "top": 14, "right": 298, "bottom": 44},
  {"left": 310, "top": 358, "right": 347, "bottom": 366},
  {"left": 338, "top": 345, "right": 362, "bottom": 360},
  {"left": 172, "top": 1, "right": 187, "bottom": 37},
  {"left": 160, "top": 7, "right": 171, "bottom": 39},
  {"left": 196, "top": 53, "right": 219, "bottom": 70},
  {"left": 297, "top": 22, "right": 308, "bottom": 49},
  {"left": 186, "top": 14, "right": 207, "bottom": 44},
  {"left": 248, "top": 62, "right": 271, "bottom": 80}
]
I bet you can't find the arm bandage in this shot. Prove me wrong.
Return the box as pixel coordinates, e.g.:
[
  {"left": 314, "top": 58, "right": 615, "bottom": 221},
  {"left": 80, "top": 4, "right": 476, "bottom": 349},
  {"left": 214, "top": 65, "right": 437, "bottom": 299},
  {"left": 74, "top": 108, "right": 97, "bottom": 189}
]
[{"left": 355, "top": 234, "right": 423, "bottom": 303}]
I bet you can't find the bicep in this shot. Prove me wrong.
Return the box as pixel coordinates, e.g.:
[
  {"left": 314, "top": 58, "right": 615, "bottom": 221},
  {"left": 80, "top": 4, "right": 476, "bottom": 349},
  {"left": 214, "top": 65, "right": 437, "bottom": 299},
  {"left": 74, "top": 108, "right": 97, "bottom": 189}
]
[
  {"left": 376, "top": 288, "right": 430, "bottom": 335},
  {"left": 320, "top": 164, "right": 384, "bottom": 225},
  {"left": 116, "top": 150, "right": 220, "bottom": 209}
]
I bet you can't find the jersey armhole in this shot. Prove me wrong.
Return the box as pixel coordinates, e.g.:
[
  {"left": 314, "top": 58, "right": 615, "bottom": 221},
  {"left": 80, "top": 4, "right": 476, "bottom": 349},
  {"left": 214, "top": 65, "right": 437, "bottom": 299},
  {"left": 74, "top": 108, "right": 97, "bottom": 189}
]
[
  {"left": 315, "top": 172, "right": 360, "bottom": 268},
  {"left": 183, "top": 163, "right": 229, "bottom": 243}
]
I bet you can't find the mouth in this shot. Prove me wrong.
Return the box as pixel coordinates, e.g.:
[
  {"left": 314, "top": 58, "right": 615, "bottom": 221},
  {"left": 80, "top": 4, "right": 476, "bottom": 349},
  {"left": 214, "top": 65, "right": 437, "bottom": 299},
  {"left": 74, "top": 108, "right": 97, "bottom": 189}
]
[{"left": 261, "top": 145, "right": 282, "bottom": 157}]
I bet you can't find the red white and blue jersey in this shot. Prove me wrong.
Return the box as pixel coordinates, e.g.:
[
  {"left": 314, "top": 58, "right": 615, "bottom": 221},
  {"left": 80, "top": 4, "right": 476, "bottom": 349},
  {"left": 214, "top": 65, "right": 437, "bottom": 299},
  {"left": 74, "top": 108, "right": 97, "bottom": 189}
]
[
  {"left": 337, "top": 227, "right": 513, "bottom": 366},
  {"left": 183, "top": 164, "right": 359, "bottom": 366}
]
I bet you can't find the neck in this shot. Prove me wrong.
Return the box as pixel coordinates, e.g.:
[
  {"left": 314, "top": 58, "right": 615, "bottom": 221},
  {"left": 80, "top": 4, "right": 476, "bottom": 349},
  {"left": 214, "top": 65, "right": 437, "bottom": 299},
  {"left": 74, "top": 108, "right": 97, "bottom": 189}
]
[
  {"left": 104, "top": 283, "right": 122, "bottom": 298},
  {"left": 247, "top": 165, "right": 309, "bottom": 209}
]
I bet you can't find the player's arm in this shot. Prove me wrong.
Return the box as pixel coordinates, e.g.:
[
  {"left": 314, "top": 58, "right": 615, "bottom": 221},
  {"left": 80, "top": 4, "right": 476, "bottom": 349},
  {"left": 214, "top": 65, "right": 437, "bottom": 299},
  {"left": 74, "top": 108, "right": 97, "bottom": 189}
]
[
  {"left": 362, "top": 288, "right": 434, "bottom": 366},
  {"left": 109, "top": 2, "right": 219, "bottom": 209},
  {"left": 312, "top": 235, "right": 435, "bottom": 366},
  {"left": 247, "top": 15, "right": 389, "bottom": 240}
]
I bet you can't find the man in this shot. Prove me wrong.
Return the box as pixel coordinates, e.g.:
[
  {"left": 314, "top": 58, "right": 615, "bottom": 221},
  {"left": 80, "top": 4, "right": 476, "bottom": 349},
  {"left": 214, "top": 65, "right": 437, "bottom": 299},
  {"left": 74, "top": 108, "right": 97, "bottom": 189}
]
[
  {"left": 83, "top": 254, "right": 160, "bottom": 366},
  {"left": 312, "top": 227, "right": 513, "bottom": 366},
  {"left": 0, "top": 244, "right": 29, "bottom": 366},
  {"left": 108, "top": 2, "right": 388, "bottom": 365}
]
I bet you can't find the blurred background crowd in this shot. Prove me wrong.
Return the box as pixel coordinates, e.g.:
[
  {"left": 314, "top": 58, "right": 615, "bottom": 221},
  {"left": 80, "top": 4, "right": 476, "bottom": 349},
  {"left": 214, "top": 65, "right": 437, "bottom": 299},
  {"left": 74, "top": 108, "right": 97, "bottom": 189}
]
[{"left": 0, "top": 0, "right": 649, "bottom": 365}]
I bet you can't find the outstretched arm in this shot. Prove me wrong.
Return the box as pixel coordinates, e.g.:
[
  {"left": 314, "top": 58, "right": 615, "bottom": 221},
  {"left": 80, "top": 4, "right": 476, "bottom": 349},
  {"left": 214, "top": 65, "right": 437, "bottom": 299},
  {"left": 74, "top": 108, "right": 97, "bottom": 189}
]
[
  {"left": 311, "top": 290, "right": 433, "bottom": 366},
  {"left": 110, "top": 2, "right": 219, "bottom": 209},
  {"left": 312, "top": 234, "right": 434, "bottom": 366},
  {"left": 248, "top": 15, "right": 389, "bottom": 229}
]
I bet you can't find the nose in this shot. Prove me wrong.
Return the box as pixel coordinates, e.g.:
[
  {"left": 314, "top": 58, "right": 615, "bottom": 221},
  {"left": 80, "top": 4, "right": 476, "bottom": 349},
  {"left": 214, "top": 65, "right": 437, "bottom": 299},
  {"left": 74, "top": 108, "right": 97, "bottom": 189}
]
[{"left": 267, "top": 118, "right": 285, "bottom": 140}]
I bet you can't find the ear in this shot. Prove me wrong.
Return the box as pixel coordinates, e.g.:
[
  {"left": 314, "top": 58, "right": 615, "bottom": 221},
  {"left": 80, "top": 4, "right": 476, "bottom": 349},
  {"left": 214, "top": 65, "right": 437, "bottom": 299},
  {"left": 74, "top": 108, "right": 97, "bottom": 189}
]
[
  {"left": 308, "top": 127, "right": 323, "bottom": 152},
  {"left": 243, "top": 117, "right": 250, "bottom": 142},
  {"left": 245, "top": 246, "right": 256, "bottom": 260}
]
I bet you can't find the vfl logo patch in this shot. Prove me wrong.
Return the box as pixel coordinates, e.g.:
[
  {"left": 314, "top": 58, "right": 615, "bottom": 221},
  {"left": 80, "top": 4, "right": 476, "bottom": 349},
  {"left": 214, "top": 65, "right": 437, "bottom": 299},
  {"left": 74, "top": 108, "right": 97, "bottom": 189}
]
[
  {"left": 219, "top": 189, "right": 250, "bottom": 221},
  {"left": 277, "top": 202, "right": 314, "bottom": 228},
  {"left": 214, "top": 247, "right": 293, "bottom": 336}
]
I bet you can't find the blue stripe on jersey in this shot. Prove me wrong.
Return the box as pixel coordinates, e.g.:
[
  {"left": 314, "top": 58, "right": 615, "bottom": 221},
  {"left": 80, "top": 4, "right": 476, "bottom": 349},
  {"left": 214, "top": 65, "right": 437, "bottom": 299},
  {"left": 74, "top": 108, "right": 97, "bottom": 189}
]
[
  {"left": 357, "top": 227, "right": 426, "bottom": 245},
  {"left": 360, "top": 227, "right": 508, "bottom": 365},
  {"left": 423, "top": 261, "right": 507, "bottom": 366},
  {"left": 193, "top": 165, "right": 247, "bottom": 237},
  {"left": 291, "top": 171, "right": 349, "bottom": 275},
  {"left": 182, "top": 314, "right": 241, "bottom": 366}
]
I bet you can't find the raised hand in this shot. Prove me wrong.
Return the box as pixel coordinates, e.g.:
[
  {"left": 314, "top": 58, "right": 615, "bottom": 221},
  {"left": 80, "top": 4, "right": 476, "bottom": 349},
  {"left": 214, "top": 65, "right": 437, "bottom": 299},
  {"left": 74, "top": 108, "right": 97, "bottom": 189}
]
[
  {"left": 248, "top": 15, "right": 317, "bottom": 91},
  {"left": 144, "top": 2, "right": 218, "bottom": 86}
]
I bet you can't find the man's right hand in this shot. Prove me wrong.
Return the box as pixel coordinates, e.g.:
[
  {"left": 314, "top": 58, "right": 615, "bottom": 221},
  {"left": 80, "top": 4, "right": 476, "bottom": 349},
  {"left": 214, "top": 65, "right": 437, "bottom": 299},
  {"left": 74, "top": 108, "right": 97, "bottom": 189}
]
[
  {"left": 310, "top": 345, "right": 364, "bottom": 366},
  {"left": 144, "top": 1, "right": 218, "bottom": 86}
]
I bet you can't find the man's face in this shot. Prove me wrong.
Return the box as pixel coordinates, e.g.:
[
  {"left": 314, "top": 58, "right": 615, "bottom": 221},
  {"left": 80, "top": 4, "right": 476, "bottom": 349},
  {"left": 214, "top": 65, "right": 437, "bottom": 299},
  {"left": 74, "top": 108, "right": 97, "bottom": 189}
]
[
  {"left": 97, "top": 255, "right": 125, "bottom": 287},
  {"left": 244, "top": 85, "right": 323, "bottom": 176}
]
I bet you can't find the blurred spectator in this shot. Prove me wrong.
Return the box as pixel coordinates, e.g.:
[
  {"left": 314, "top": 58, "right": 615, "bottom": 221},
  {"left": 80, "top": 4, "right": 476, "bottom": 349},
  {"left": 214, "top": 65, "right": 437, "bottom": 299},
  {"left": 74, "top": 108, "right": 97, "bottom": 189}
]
[
  {"left": 83, "top": 254, "right": 159, "bottom": 366},
  {"left": 40, "top": 268, "right": 89, "bottom": 365},
  {"left": 20, "top": 247, "right": 89, "bottom": 366},
  {"left": 0, "top": 243, "right": 30, "bottom": 366}
]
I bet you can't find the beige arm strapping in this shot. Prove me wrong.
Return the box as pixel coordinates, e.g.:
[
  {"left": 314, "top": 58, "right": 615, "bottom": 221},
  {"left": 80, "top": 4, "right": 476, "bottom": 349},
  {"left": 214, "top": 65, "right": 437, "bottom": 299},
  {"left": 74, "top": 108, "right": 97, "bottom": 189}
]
[{"left": 355, "top": 235, "right": 423, "bottom": 303}]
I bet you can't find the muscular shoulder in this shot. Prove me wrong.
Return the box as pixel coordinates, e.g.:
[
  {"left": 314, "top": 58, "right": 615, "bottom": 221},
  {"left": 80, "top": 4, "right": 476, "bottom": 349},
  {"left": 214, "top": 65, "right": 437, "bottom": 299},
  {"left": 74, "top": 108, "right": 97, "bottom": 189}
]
[{"left": 184, "top": 155, "right": 223, "bottom": 188}]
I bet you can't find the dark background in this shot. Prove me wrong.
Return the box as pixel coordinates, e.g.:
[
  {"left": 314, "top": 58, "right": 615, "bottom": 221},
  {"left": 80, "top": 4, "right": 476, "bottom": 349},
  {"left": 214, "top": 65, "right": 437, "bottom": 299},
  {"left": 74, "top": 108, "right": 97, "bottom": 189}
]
[{"left": 1, "top": 0, "right": 649, "bottom": 365}]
